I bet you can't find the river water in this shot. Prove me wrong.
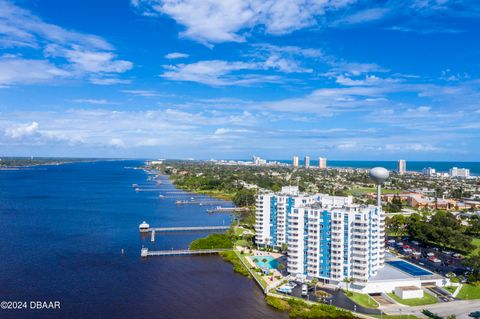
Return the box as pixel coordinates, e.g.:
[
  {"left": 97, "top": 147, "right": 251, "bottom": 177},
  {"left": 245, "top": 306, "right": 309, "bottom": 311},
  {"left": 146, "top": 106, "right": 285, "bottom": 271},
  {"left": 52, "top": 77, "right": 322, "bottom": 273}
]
[{"left": 0, "top": 160, "right": 286, "bottom": 319}]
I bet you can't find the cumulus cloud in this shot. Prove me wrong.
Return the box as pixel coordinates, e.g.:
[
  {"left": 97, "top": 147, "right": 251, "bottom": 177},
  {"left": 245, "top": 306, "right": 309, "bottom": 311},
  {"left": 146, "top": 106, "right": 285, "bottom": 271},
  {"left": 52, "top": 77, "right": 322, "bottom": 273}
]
[
  {"left": 5, "top": 121, "right": 39, "bottom": 138},
  {"left": 131, "top": 0, "right": 356, "bottom": 45}
]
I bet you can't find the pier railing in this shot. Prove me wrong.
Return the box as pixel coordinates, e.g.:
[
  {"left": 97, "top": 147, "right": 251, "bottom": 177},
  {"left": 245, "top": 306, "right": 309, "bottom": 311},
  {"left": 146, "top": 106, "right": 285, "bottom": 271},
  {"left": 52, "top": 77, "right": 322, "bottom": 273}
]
[{"left": 141, "top": 248, "right": 230, "bottom": 257}]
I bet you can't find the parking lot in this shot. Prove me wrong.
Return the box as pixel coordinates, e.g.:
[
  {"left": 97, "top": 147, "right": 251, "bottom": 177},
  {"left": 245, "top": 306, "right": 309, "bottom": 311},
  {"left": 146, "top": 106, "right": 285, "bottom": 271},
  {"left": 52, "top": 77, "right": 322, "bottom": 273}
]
[
  {"left": 276, "top": 282, "right": 381, "bottom": 315},
  {"left": 386, "top": 236, "right": 470, "bottom": 278}
]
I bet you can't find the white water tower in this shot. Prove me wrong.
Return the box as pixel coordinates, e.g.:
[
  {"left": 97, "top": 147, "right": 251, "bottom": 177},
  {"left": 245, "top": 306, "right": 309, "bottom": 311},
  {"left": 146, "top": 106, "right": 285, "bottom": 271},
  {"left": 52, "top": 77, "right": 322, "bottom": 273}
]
[{"left": 369, "top": 167, "right": 389, "bottom": 207}]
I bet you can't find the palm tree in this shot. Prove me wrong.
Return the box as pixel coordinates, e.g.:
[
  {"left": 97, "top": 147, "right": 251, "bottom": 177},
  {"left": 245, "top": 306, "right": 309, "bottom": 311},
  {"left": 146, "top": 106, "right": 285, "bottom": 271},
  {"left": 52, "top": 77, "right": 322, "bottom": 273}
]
[{"left": 343, "top": 277, "right": 354, "bottom": 292}]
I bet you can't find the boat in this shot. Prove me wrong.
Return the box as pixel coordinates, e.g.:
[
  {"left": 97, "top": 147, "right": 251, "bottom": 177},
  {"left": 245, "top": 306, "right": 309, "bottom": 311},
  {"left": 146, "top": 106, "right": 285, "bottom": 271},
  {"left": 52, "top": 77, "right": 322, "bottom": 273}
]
[
  {"left": 159, "top": 195, "right": 165, "bottom": 199},
  {"left": 276, "top": 284, "right": 293, "bottom": 294},
  {"left": 132, "top": 183, "right": 139, "bottom": 188},
  {"left": 139, "top": 221, "right": 150, "bottom": 232},
  {"left": 135, "top": 188, "right": 140, "bottom": 192}
]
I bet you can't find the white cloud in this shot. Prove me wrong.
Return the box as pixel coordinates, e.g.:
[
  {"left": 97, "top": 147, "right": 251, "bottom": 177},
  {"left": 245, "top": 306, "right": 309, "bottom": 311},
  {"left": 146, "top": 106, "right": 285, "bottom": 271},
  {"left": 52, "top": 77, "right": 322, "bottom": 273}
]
[
  {"left": 121, "top": 89, "right": 161, "bottom": 97},
  {"left": 73, "top": 99, "right": 110, "bottom": 105},
  {"left": 0, "top": 1, "right": 132, "bottom": 86},
  {"left": 89, "top": 77, "right": 131, "bottom": 85},
  {"left": 0, "top": 0, "right": 112, "bottom": 50},
  {"left": 0, "top": 57, "right": 69, "bottom": 85},
  {"left": 132, "top": 0, "right": 356, "bottom": 45},
  {"left": 165, "top": 52, "right": 189, "bottom": 59},
  {"left": 331, "top": 8, "right": 389, "bottom": 26},
  {"left": 263, "top": 54, "right": 312, "bottom": 73},
  {"left": 109, "top": 138, "right": 126, "bottom": 148},
  {"left": 45, "top": 45, "right": 132, "bottom": 73},
  {"left": 161, "top": 54, "right": 317, "bottom": 86},
  {"left": 335, "top": 75, "right": 400, "bottom": 86},
  {"left": 162, "top": 60, "right": 265, "bottom": 86},
  {"left": 329, "top": 62, "right": 387, "bottom": 76},
  {"left": 5, "top": 121, "right": 39, "bottom": 138}
]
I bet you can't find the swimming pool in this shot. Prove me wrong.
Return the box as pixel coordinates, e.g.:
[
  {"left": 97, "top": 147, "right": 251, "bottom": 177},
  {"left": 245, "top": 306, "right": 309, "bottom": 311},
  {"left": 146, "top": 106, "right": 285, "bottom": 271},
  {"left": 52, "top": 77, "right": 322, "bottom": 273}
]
[
  {"left": 251, "top": 256, "right": 280, "bottom": 270},
  {"left": 387, "top": 260, "right": 433, "bottom": 276}
]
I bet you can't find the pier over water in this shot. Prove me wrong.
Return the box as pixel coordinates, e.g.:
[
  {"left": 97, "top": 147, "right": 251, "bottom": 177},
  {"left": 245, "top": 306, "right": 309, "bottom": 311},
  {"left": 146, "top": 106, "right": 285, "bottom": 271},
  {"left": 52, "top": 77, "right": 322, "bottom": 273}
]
[
  {"left": 141, "top": 247, "right": 229, "bottom": 257},
  {"left": 140, "top": 222, "right": 230, "bottom": 242}
]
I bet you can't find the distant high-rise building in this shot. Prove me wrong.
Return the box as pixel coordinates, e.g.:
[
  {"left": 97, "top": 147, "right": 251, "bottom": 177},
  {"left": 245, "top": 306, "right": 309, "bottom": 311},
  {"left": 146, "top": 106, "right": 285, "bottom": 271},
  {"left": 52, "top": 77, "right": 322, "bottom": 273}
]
[
  {"left": 252, "top": 156, "right": 266, "bottom": 165},
  {"left": 319, "top": 157, "right": 327, "bottom": 169},
  {"left": 422, "top": 167, "right": 436, "bottom": 176},
  {"left": 304, "top": 156, "right": 310, "bottom": 168},
  {"left": 398, "top": 159, "right": 406, "bottom": 175},
  {"left": 450, "top": 167, "right": 470, "bottom": 178},
  {"left": 292, "top": 156, "right": 299, "bottom": 168}
]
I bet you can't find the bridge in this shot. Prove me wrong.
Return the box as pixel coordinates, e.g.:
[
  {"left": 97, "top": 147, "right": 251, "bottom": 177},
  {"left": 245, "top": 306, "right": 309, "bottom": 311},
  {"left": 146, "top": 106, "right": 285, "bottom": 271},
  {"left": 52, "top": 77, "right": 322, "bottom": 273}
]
[{"left": 141, "top": 247, "right": 229, "bottom": 257}]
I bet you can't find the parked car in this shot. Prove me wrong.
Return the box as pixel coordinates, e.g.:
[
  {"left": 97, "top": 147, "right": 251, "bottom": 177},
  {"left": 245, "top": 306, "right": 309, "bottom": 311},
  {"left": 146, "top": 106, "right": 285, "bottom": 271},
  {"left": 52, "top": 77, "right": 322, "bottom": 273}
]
[
  {"left": 302, "top": 284, "right": 308, "bottom": 296},
  {"left": 427, "top": 252, "right": 435, "bottom": 257},
  {"left": 412, "top": 240, "right": 420, "bottom": 245}
]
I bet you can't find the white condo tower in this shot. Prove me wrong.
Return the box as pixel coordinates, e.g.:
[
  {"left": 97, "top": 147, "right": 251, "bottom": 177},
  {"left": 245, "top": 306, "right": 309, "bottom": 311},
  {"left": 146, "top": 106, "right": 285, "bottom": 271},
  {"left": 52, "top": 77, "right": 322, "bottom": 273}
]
[{"left": 255, "top": 170, "right": 388, "bottom": 284}]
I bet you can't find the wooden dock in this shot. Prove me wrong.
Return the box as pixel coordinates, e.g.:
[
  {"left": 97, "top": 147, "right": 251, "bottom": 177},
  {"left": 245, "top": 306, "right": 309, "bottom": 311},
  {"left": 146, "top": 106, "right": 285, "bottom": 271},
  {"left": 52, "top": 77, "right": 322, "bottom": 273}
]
[
  {"left": 149, "top": 226, "right": 230, "bottom": 232},
  {"left": 141, "top": 247, "right": 229, "bottom": 257},
  {"left": 206, "top": 207, "right": 250, "bottom": 213},
  {"left": 145, "top": 225, "right": 230, "bottom": 242}
]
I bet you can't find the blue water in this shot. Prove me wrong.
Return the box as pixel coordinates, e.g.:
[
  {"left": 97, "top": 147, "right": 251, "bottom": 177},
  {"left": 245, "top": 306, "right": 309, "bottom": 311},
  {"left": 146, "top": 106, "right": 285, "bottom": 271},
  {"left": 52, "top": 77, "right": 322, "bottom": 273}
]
[
  {"left": 0, "top": 161, "right": 286, "bottom": 319},
  {"left": 387, "top": 261, "right": 433, "bottom": 276},
  {"left": 251, "top": 256, "right": 280, "bottom": 270}
]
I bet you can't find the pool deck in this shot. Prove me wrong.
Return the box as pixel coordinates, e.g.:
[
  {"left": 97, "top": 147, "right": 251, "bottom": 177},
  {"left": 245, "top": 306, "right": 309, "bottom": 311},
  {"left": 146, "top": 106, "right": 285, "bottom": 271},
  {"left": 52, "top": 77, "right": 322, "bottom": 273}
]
[{"left": 369, "top": 260, "right": 443, "bottom": 282}]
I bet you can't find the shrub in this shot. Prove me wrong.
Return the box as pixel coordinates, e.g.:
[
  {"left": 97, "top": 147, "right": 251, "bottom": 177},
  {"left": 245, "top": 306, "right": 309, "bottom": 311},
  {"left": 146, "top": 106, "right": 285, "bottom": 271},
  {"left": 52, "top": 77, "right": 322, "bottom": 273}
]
[
  {"left": 266, "top": 296, "right": 290, "bottom": 311},
  {"left": 190, "top": 234, "right": 233, "bottom": 250},
  {"left": 219, "top": 251, "right": 249, "bottom": 277}
]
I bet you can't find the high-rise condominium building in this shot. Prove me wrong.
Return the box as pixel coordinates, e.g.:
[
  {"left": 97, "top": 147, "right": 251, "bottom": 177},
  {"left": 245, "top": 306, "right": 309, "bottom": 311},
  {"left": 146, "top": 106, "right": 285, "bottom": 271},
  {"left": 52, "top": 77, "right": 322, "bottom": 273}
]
[
  {"left": 319, "top": 157, "right": 327, "bottom": 169},
  {"left": 292, "top": 156, "right": 299, "bottom": 168},
  {"left": 398, "top": 160, "right": 406, "bottom": 175},
  {"left": 422, "top": 167, "right": 436, "bottom": 176},
  {"left": 254, "top": 187, "right": 385, "bottom": 284},
  {"left": 450, "top": 167, "right": 470, "bottom": 178},
  {"left": 304, "top": 156, "right": 310, "bottom": 168}
]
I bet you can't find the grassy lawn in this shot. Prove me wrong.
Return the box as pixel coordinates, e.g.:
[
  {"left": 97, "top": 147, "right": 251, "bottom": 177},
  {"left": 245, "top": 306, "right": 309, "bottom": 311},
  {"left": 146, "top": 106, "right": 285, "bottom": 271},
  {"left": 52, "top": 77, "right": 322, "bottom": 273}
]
[
  {"left": 444, "top": 286, "right": 458, "bottom": 294},
  {"left": 344, "top": 291, "right": 379, "bottom": 309},
  {"left": 387, "top": 292, "right": 438, "bottom": 306},
  {"left": 456, "top": 284, "right": 480, "bottom": 299},
  {"left": 469, "top": 238, "right": 480, "bottom": 257}
]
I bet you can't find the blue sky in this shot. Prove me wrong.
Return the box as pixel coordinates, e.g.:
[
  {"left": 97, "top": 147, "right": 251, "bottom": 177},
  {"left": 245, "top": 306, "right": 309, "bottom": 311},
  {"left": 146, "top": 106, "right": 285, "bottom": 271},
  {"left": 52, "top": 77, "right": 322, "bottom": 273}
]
[{"left": 1, "top": 0, "right": 480, "bottom": 160}]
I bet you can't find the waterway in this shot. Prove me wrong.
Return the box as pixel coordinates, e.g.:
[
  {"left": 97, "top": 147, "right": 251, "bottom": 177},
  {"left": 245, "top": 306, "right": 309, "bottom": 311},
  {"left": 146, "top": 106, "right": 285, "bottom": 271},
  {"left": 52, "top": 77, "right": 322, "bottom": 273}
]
[{"left": 0, "top": 160, "right": 287, "bottom": 319}]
